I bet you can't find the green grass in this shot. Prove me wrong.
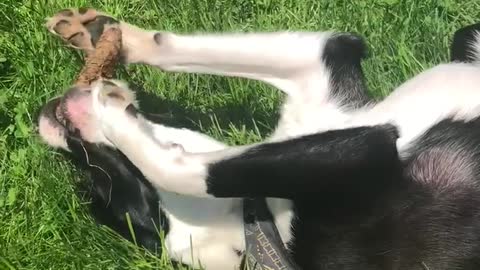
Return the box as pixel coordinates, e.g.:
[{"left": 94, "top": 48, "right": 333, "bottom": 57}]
[{"left": 1, "top": 0, "right": 479, "bottom": 269}]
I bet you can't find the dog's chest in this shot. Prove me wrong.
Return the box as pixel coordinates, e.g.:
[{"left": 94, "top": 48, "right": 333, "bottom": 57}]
[
  {"left": 159, "top": 192, "right": 295, "bottom": 270},
  {"left": 160, "top": 191, "right": 244, "bottom": 269}
]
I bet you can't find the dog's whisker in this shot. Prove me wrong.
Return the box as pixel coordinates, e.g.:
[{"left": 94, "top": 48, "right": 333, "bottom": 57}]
[
  {"left": 421, "top": 262, "right": 430, "bottom": 270},
  {"left": 79, "top": 140, "right": 113, "bottom": 207}
]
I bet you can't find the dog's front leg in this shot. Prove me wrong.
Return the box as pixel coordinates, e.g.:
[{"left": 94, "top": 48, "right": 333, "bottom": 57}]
[{"left": 95, "top": 83, "right": 401, "bottom": 199}]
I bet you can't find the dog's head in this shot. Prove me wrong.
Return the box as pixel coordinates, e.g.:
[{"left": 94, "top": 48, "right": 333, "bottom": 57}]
[
  {"left": 38, "top": 80, "right": 137, "bottom": 149},
  {"left": 38, "top": 80, "right": 165, "bottom": 252}
]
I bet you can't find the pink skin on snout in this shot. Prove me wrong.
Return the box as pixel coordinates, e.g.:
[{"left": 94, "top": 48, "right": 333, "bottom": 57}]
[
  {"left": 64, "top": 94, "right": 93, "bottom": 133},
  {"left": 62, "top": 91, "right": 105, "bottom": 143},
  {"left": 39, "top": 81, "right": 138, "bottom": 150},
  {"left": 38, "top": 89, "right": 104, "bottom": 150}
]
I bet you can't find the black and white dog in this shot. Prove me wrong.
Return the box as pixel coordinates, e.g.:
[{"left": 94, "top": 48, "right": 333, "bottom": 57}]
[{"left": 38, "top": 8, "right": 480, "bottom": 270}]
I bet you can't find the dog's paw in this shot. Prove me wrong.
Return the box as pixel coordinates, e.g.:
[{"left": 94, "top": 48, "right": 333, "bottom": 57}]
[
  {"left": 92, "top": 80, "right": 187, "bottom": 157},
  {"left": 90, "top": 80, "right": 139, "bottom": 141},
  {"left": 96, "top": 80, "right": 137, "bottom": 111},
  {"left": 45, "top": 8, "right": 119, "bottom": 52}
]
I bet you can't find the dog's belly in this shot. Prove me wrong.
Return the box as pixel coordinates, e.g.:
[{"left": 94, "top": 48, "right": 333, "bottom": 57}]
[
  {"left": 355, "top": 63, "right": 480, "bottom": 150},
  {"left": 279, "top": 63, "right": 480, "bottom": 152}
]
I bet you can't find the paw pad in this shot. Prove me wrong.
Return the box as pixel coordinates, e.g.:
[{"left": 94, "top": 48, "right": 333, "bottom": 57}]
[
  {"left": 96, "top": 80, "right": 137, "bottom": 110},
  {"left": 46, "top": 8, "right": 119, "bottom": 51}
]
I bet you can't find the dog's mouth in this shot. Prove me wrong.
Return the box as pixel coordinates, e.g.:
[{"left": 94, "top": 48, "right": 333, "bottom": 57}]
[
  {"left": 42, "top": 96, "right": 77, "bottom": 135},
  {"left": 38, "top": 84, "right": 97, "bottom": 150},
  {"left": 39, "top": 80, "right": 169, "bottom": 151}
]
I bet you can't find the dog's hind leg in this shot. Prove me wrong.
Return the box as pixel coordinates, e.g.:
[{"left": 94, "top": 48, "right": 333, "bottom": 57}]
[{"left": 46, "top": 9, "right": 371, "bottom": 136}]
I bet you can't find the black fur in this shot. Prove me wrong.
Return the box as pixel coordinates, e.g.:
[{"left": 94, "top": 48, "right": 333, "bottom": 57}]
[
  {"left": 451, "top": 23, "right": 480, "bottom": 63},
  {"left": 323, "top": 33, "right": 371, "bottom": 109},
  {"left": 286, "top": 117, "right": 480, "bottom": 270},
  {"left": 207, "top": 124, "right": 400, "bottom": 198},
  {"left": 65, "top": 134, "right": 166, "bottom": 252}
]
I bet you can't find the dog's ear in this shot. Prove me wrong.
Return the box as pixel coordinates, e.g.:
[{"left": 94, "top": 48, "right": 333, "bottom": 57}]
[{"left": 450, "top": 23, "right": 480, "bottom": 63}]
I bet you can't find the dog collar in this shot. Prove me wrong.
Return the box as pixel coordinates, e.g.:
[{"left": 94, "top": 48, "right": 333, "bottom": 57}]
[{"left": 242, "top": 198, "right": 299, "bottom": 270}]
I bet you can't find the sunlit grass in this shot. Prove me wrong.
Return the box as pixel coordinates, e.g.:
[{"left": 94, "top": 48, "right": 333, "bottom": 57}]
[{"left": 1, "top": 0, "right": 479, "bottom": 268}]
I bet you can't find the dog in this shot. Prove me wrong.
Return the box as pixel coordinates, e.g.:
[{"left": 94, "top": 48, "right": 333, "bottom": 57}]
[{"left": 38, "top": 8, "right": 480, "bottom": 270}]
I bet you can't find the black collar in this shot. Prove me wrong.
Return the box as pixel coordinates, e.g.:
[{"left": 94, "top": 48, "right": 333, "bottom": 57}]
[{"left": 242, "top": 198, "right": 299, "bottom": 270}]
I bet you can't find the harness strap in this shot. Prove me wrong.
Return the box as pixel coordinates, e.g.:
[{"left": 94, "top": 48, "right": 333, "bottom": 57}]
[{"left": 243, "top": 198, "right": 299, "bottom": 270}]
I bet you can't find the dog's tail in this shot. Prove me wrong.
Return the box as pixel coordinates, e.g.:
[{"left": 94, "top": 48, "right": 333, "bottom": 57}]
[{"left": 451, "top": 23, "right": 480, "bottom": 64}]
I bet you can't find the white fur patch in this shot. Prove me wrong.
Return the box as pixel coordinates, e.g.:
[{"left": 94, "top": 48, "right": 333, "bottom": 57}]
[{"left": 38, "top": 115, "right": 68, "bottom": 150}]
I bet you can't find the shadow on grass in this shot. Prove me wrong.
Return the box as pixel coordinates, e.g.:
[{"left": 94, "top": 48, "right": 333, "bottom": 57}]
[{"left": 129, "top": 80, "right": 279, "bottom": 139}]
